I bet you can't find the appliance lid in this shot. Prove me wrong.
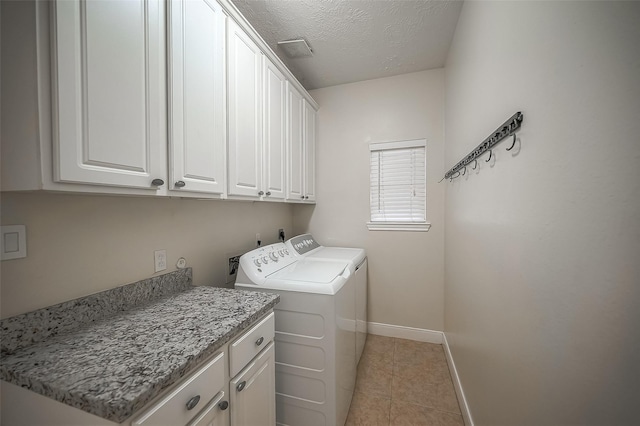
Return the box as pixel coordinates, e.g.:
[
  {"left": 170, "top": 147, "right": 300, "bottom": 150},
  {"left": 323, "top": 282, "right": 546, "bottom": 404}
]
[
  {"left": 267, "top": 259, "right": 348, "bottom": 283},
  {"left": 307, "top": 247, "right": 366, "bottom": 266}
]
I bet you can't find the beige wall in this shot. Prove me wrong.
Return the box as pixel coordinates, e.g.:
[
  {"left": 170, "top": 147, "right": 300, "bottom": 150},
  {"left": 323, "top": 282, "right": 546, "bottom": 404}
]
[
  {"left": 295, "top": 70, "right": 446, "bottom": 331},
  {"left": 444, "top": 1, "right": 640, "bottom": 424},
  {"left": 0, "top": 193, "right": 293, "bottom": 318}
]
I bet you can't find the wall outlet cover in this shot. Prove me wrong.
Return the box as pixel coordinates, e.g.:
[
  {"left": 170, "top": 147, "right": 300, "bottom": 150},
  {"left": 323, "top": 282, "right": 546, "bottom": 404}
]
[{"left": 154, "top": 250, "right": 167, "bottom": 273}]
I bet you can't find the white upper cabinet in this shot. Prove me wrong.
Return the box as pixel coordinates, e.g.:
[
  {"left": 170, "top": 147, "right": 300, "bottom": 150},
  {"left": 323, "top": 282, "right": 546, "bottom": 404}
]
[
  {"left": 168, "top": 0, "right": 227, "bottom": 195},
  {"left": 262, "top": 58, "right": 287, "bottom": 200},
  {"left": 2, "top": 0, "right": 318, "bottom": 202},
  {"left": 227, "top": 18, "right": 263, "bottom": 198},
  {"left": 303, "top": 99, "right": 316, "bottom": 202},
  {"left": 286, "top": 86, "right": 317, "bottom": 203},
  {"left": 52, "top": 0, "right": 166, "bottom": 190},
  {"left": 286, "top": 84, "right": 304, "bottom": 202}
]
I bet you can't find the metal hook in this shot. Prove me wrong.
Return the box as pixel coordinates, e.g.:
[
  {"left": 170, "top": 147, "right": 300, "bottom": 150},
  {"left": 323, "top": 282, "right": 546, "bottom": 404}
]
[
  {"left": 486, "top": 150, "right": 492, "bottom": 162},
  {"left": 472, "top": 159, "right": 478, "bottom": 170},
  {"left": 506, "top": 133, "right": 517, "bottom": 151},
  {"left": 462, "top": 166, "right": 467, "bottom": 175}
]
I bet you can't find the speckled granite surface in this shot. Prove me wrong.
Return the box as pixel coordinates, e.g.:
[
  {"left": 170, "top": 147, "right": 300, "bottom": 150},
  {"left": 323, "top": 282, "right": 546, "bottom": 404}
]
[
  {"left": 0, "top": 271, "right": 279, "bottom": 423},
  {"left": 1, "top": 268, "right": 193, "bottom": 355}
]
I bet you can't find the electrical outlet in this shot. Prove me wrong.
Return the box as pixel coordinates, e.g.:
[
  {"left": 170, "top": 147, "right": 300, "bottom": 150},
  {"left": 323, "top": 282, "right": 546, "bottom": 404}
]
[
  {"left": 278, "top": 228, "right": 285, "bottom": 242},
  {"left": 228, "top": 255, "right": 240, "bottom": 276},
  {"left": 154, "top": 250, "right": 167, "bottom": 273},
  {"left": 256, "top": 233, "right": 261, "bottom": 247}
]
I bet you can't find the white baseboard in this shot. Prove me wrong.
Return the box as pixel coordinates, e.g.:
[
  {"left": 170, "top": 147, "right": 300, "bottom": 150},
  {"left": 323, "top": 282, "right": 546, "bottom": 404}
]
[
  {"left": 442, "top": 332, "right": 474, "bottom": 426},
  {"left": 367, "top": 321, "right": 443, "bottom": 344}
]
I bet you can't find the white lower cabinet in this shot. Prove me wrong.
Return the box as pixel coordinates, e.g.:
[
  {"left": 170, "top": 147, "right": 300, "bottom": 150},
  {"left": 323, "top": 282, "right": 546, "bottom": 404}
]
[
  {"left": 230, "top": 342, "right": 276, "bottom": 426},
  {"left": 132, "top": 352, "right": 227, "bottom": 426},
  {"left": 187, "top": 391, "right": 229, "bottom": 426},
  {"left": 0, "top": 311, "right": 277, "bottom": 426}
]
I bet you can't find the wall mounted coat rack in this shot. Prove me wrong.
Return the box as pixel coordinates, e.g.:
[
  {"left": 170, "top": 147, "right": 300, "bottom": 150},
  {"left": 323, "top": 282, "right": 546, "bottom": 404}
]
[{"left": 444, "top": 112, "right": 524, "bottom": 180}]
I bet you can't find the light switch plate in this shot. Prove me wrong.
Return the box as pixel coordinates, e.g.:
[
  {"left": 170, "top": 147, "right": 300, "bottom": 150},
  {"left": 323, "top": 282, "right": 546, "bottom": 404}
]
[{"left": 1, "top": 225, "right": 27, "bottom": 260}]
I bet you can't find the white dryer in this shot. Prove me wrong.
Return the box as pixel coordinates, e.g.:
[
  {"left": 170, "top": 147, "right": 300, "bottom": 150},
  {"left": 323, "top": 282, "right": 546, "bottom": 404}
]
[
  {"left": 235, "top": 242, "right": 356, "bottom": 426},
  {"left": 285, "top": 234, "right": 367, "bottom": 363}
]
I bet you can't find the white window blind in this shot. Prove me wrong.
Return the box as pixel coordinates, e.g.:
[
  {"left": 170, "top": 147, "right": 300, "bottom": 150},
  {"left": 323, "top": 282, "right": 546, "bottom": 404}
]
[{"left": 368, "top": 139, "right": 429, "bottom": 231}]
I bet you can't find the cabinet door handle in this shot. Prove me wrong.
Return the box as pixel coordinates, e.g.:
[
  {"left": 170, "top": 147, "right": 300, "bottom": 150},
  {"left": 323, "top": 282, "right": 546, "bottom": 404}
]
[
  {"left": 300, "top": 195, "right": 305, "bottom": 199},
  {"left": 186, "top": 395, "right": 201, "bottom": 410},
  {"left": 151, "top": 178, "right": 165, "bottom": 187},
  {"left": 236, "top": 381, "right": 247, "bottom": 392},
  {"left": 255, "top": 336, "right": 264, "bottom": 346},
  {"left": 304, "top": 196, "right": 309, "bottom": 199},
  {"left": 174, "top": 180, "right": 186, "bottom": 188},
  {"left": 258, "top": 191, "right": 264, "bottom": 196},
  {"left": 265, "top": 191, "right": 271, "bottom": 196},
  {"left": 218, "top": 400, "right": 229, "bottom": 410}
]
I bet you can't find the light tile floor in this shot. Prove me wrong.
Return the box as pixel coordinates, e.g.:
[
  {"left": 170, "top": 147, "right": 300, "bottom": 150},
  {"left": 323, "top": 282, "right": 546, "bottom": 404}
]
[{"left": 346, "top": 335, "right": 464, "bottom": 426}]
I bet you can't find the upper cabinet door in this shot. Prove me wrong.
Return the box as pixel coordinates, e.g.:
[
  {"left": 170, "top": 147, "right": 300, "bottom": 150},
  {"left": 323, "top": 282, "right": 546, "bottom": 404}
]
[
  {"left": 52, "top": 0, "right": 166, "bottom": 190},
  {"left": 286, "top": 84, "right": 304, "bottom": 202},
  {"left": 168, "top": 0, "right": 226, "bottom": 195},
  {"left": 227, "top": 19, "right": 262, "bottom": 198},
  {"left": 262, "top": 58, "right": 286, "bottom": 200},
  {"left": 303, "top": 100, "right": 316, "bottom": 202}
]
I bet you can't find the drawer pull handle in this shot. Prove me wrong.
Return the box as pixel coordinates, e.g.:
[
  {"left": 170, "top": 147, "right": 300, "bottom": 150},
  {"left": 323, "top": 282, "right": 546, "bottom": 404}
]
[
  {"left": 151, "top": 178, "right": 165, "bottom": 187},
  {"left": 218, "top": 400, "right": 229, "bottom": 410},
  {"left": 186, "top": 395, "right": 200, "bottom": 410},
  {"left": 237, "top": 381, "right": 247, "bottom": 392},
  {"left": 174, "top": 180, "right": 186, "bottom": 188},
  {"left": 255, "top": 336, "right": 264, "bottom": 346}
]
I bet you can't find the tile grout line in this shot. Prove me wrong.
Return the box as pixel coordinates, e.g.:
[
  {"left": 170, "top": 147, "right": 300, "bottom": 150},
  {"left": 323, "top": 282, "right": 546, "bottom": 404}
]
[{"left": 389, "top": 337, "right": 396, "bottom": 426}]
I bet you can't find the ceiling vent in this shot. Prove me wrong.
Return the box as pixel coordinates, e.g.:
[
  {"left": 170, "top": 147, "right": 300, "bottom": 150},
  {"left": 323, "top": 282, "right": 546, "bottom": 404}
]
[{"left": 277, "top": 39, "right": 313, "bottom": 58}]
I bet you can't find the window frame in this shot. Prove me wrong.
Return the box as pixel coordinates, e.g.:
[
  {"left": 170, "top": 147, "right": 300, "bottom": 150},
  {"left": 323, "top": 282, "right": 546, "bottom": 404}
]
[{"left": 366, "top": 139, "right": 431, "bottom": 232}]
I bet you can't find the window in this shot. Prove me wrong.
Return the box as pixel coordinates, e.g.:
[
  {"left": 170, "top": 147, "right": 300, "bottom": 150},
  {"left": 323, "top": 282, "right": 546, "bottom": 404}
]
[{"left": 367, "top": 139, "right": 430, "bottom": 231}]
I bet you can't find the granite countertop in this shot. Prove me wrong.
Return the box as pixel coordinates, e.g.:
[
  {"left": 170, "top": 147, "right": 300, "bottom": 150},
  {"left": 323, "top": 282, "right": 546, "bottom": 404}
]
[{"left": 0, "top": 271, "right": 279, "bottom": 423}]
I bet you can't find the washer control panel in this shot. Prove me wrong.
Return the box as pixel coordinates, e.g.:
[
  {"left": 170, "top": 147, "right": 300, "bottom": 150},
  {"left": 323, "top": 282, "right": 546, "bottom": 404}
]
[
  {"left": 287, "top": 234, "right": 320, "bottom": 256},
  {"left": 237, "top": 242, "right": 296, "bottom": 285}
]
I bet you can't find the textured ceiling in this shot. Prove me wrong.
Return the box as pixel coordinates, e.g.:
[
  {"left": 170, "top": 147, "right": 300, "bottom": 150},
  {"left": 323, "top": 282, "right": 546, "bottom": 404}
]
[{"left": 231, "top": 0, "right": 464, "bottom": 90}]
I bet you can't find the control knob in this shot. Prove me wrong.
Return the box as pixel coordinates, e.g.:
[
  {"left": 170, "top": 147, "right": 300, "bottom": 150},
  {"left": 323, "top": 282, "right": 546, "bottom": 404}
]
[
  {"left": 254, "top": 259, "right": 262, "bottom": 267},
  {"left": 261, "top": 256, "right": 269, "bottom": 264},
  {"left": 269, "top": 252, "right": 278, "bottom": 261}
]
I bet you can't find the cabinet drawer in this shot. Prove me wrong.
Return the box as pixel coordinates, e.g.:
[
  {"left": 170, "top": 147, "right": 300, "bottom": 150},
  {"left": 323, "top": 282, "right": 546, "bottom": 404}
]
[
  {"left": 187, "top": 390, "right": 228, "bottom": 426},
  {"left": 132, "top": 352, "right": 225, "bottom": 426},
  {"left": 230, "top": 312, "right": 275, "bottom": 377}
]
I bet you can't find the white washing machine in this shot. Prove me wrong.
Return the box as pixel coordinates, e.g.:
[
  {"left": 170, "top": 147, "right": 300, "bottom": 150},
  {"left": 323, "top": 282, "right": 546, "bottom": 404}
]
[
  {"left": 285, "top": 234, "right": 368, "bottom": 363},
  {"left": 235, "top": 242, "right": 356, "bottom": 426}
]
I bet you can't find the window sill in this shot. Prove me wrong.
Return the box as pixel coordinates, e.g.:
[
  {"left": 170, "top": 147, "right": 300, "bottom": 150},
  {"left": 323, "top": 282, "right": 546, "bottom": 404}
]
[{"left": 366, "top": 222, "right": 431, "bottom": 232}]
